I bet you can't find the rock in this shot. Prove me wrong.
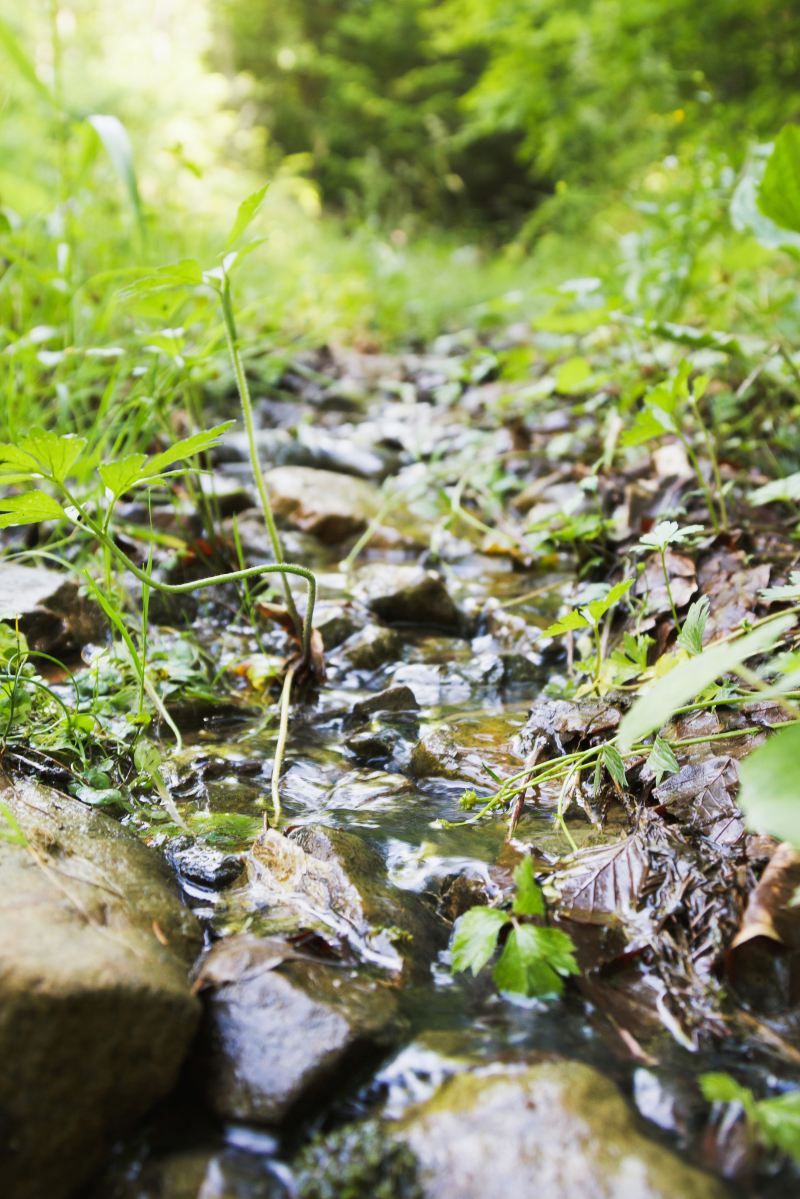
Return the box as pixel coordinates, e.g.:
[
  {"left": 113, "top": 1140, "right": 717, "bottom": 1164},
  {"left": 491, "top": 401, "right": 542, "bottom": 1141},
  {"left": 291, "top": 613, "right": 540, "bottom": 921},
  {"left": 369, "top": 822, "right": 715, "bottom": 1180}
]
[
  {"left": 194, "top": 934, "right": 399, "bottom": 1125},
  {"left": 410, "top": 728, "right": 460, "bottom": 778},
  {"left": 167, "top": 838, "right": 245, "bottom": 890},
  {"left": 0, "top": 778, "right": 202, "bottom": 1199},
  {"left": 314, "top": 603, "right": 363, "bottom": 650},
  {"left": 396, "top": 1060, "right": 730, "bottom": 1199},
  {"left": 246, "top": 826, "right": 444, "bottom": 974},
  {"left": 356, "top": 564, "right": 462, "bottom": 630},
  {"left": 0, "top": 563, "right": 105, "bottom": 656},
  {"left": 265, "top": 466, "right": 381, "bottom": 543},
  {"left": 93, "top": 1145, "right": 291, "bottom": 1198},
  {"left": 350, "top": 685, "right": 419, "bottom": 724},
  {"left": 344, "top": 728, "right": 401, "bottom": 765},
  {"left": 219, "top": 426, "right": 393, "bottom": 480},
  {"left": 341, "top": 624, "right": 402, "bottom": 671}
]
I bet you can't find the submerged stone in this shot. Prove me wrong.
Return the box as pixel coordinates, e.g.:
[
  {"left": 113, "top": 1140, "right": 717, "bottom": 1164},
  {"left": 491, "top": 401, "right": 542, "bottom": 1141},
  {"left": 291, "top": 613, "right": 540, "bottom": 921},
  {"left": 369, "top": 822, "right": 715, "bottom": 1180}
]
[
  {"left": 167, "top": 838, "right": 245, "bottom": 890},
  {"left": 341, "top": 623, "right": 402, "bottom": 671},
  {"left": 194, "top": 934, "right": 399, "bottom": 1126},
  {"left": 0, "top": 562, "right": 105, "bottom": 656},
  {"left": 395, "top": 1060, "right": 730, "bottom": 1199},
  {"left": 0, "top": 778, "right": 202, "bottom": 1199}
]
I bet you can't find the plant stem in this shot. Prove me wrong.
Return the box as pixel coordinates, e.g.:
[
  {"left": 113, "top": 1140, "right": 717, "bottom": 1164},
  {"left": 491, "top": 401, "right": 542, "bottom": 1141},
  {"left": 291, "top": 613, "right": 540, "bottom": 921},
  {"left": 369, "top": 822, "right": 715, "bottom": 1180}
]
[
  {"left": 678, "top": 431, "right": 721, "bottom": 533},
  {"left": 270, "top": 663, "right": 295, "bottom": 827},
  {"left": 689, "top": 393, "right": 729, "bottom": 531},
  {"left": 659, "top": 547, "right": 681, "bottom": 631},
  {"left": 219, "top": 276, "right": 302, "bottom": 638}
]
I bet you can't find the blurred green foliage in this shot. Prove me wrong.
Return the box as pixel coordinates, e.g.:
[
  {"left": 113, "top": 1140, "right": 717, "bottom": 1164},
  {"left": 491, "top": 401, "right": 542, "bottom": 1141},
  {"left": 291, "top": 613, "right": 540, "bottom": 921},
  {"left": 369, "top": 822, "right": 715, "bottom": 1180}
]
[{"left": 220, "top": 0, "right": 800, "bottom": 225}]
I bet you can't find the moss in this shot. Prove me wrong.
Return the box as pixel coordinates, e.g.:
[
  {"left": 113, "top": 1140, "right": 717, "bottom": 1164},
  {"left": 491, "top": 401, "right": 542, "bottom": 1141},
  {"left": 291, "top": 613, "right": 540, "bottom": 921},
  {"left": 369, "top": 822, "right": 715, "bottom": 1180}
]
[{"left": 295, "top": 1121, "right": 423, "bottom": 1199}]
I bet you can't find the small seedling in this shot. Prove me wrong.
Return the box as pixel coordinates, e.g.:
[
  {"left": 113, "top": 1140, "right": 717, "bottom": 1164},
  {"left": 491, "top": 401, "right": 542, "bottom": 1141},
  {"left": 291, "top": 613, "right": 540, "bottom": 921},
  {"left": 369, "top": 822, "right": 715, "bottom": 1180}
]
[{"left": 701, "top": 1073, "right": 800, "bottom": 1164}]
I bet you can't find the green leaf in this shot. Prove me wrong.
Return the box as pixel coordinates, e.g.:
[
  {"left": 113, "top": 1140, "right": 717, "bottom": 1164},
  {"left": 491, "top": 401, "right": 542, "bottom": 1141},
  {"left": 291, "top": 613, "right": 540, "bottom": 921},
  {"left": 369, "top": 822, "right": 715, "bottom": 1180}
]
[
  {"left": 133, "top": 738, "right": 163, "bottom": 780},
  {"left": 0, "top": 490, "right": 67, "bottom": 527},
  {"left": 620, "top": 405, "right": 670, "bottom": 448},
  {"left": 450, "top": 907, "right": 507, "bottom": 975},
  {"left": 756, "top": 1090, "right": 800, "bottom": 1161},
  {"left": 555, "top": 356, "right": 592, "bottom": 394},
  {"left": 646, "top": 735, "right": 680, "bottom": 785},
  {"left": 119, "top": 259, "right": 203, "bottom": 304},
  {"left": 677, "top": 595, "right": 710, "bottom": 655},
  {"left": 749, "top": 472, "right": 800, "bottom": 506},
  {"left": 512, "top": 858, "right": 545, "bottom": 917},
  {"left": 700, "top": 1073, "right": 753, "bottom": 1108},
  {"left": 99, "top": 453, "right": 149, "bottom": 498},
  {"left": 148, "top": 422, "right": 233, "bottom": 474},
  {"left": 636, "top": 521, "right": 704, "bottom": 553},
  {"left": 543, "top": 607, "right": 590, "bottom": 637},
  {"left": 87, "top": 114, "right": 144, "bottom": 238},
  {"left": 761, "top": 573, "right": 800, "bottom": 603},
  {"left": 0, "top": 800, "right": 27, "bottom": 846},
  {"left": 758, "top": 126, "right": 800, "bottom": 237},
  {"left": 601, "top": 744, "right": 627, "bottom": 790},
  {"left": 0, "top": 17, "right": 56, "bottom": 108},
  {"left": 492, "top": 924, "right": 579, "bottom": 999},
  {"left": 0, "top": 430, "right": 86, "bottom": 484},
  {"left": 618, "top": 616, "right": 795, "bottom": 751},
  {"left": 583, "top": 577, "right": 633, "bottom": 624},
  {"left": 227, "top": 184, "right": 269, "bottom": 248},
  {"left": 738, "top": 723, "right": 800, "bottom": 848}
]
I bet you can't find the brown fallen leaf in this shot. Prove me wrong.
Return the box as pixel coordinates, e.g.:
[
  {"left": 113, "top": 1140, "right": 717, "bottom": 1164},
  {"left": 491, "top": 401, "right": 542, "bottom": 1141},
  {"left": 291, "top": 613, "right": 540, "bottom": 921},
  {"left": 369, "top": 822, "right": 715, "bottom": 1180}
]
[{"left": 730, "top": 841, "right": 800, "bottom": 950}]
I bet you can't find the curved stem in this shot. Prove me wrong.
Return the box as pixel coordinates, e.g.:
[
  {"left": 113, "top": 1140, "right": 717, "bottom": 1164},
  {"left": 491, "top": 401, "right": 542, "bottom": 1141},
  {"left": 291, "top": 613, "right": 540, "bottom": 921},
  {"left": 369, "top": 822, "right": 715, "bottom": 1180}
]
[{"left": 219, "top": 277, "right": 302, "bottom": 637}]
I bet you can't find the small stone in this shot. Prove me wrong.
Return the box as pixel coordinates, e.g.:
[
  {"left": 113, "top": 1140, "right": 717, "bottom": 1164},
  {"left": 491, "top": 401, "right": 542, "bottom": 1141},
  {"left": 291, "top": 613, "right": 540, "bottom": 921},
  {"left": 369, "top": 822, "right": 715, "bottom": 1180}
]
[
  {"left": 167, "top": 839, "right": 244, "bottom": 890},
  {"left": 356, "top": 564, "right": 462, "bottom": 630},
  {"left": 265, "top": 466, "right": 381, "bottom": 543},
  {"left": 0, "top": 563, "right": 105, "bottom": 656},
  {"left": 194, "top": 934, "right": 399, "bottom": 1125},
  {"left": 341, "top": 625, "right": 402, "bottom": 671},
  {"left": 350, "top": 685, "right": 419, "bottom": 723},
  {"left": 410, "top": 728, "right": 460, "bottom": 779}
]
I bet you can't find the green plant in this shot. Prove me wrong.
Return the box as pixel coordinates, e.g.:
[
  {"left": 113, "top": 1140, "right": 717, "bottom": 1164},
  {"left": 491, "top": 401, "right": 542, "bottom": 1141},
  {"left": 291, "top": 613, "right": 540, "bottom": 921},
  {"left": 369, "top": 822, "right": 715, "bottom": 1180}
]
[
  {"left": 543, "top": 577, "right": 633, "bottom": 692},
  {"left": 622, "top": 363, "right": 729, "bottom": 533},
  {"left": 451, "top": 858, "right": 579, "bottom": 1000},
  {"left": 701, "top": 1074, "right": 800, "bottom": 1163},
  {"left": 633, "top": 521, "right": 704, "bottom": 631}
]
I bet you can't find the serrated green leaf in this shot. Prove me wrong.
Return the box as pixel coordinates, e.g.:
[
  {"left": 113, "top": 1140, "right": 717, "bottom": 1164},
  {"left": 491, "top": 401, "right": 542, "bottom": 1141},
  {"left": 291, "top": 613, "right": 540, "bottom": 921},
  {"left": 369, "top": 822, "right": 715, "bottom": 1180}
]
[
  {"left": 492, "top": 924, "right": 578, "bottom": 999},
  {"left": 758, "top": 125, "right": 800, "bottom": 236},
  {"left": 761, "top": 572, "right": 800, "bottom": 603},
  {"left": 618, "top": 616, "right": 795, "bottom": 751},
  {"left": 148, "top": 422, "right": 233, "bottom": 473},
  {"left": 451, "top": 907, "right": 507, "bottom": 975},
  {"left": 0, "top": 430, "right": 86, "bottom": 483},
  {"left": 646, "top": 735, "right": 680, "bottom": 785},
  {"left": 543, "top": 607, "right": 590, "bottom": 637},
  {"left": 99, "top": 453, "right": 149, "bottom": 498},
  {"left": 119, "top": 259, "right": 203, "bottom": 303},
  {"left": 601, "top": 743, "right": 628, "bottom": 789},
  {"left": 677, "top": 595, "right": 710, "bottom": 655},
  {"left": 583, "top": 577, "right": 633, "bottom": 624},
  {"left": 738, "top": 722, "right": 800, "bottom": 848},
  {"left": 0, "top": 490, "right": 67, "bottom": 527},
  {"left": 636, "top": 521, "right": 704, "bottom": 552},
  {"left": 512, "top": 858, "right": 544, "bottom": 917},
  {"left": 227, "top": 185, "right": 269, "bottom": 248},
  {"left": 620, "top": 405, "right": 670, "bottom": 448}
]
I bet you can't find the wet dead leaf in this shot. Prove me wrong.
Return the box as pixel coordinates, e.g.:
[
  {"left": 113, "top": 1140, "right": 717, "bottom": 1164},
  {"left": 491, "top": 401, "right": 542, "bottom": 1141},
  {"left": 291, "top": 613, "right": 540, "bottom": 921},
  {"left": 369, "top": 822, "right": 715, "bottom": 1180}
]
[{"left": 731, "top": 842, "right": 800, "bottom": 951}]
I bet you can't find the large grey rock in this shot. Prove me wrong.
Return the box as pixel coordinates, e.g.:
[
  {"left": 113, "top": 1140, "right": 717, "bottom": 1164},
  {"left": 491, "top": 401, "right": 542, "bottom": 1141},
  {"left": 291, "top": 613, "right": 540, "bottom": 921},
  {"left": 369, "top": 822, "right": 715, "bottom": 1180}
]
[
  {"left": 397, "top": 1060, "right": 729, "bottom": 1199},
  {"left": 0, "top": 778, "right": 202, "bottom": 1199},
  {"left": 194, "top": 934, "right": 399, "bottom": 1125},
  {"left": 265, "top": 466, "right": 381, "bottom": 543},
  {"left": 0, "top": 563, "right": 105, "bottom": 655},
  {"left": 355, "top": 564, "right": 462, "bottom": 630}
]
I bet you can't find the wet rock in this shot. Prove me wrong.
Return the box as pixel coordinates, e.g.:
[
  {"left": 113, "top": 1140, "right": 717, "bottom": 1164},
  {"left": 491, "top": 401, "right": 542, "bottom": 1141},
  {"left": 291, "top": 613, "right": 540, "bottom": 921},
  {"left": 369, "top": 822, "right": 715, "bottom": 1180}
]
[
  {"left": 223, "top": 510, "right": 329, "bottom": 567},
  {"left": 314, "top": 603, "right": 363, "bottom": 650},
  {"left": 396, "top": 1061, "right": 730, "bottom": 1199},
  {"left": 0, "top": 779, "right": 202, "bottom": 1199},
  {"left": 194, "top": 934, "right": 399, "bottom": 1125},
  {"left": 167, "top": 838, "right": 245, "bottom": 890},
  {"left": 356, "top": 564, "right": 463, "bottom": 631},
  {"left": 96, "top": 1145, "right": 291, "bottom": 1198},
  {"left": 220, "top": 426, "right": 393, "bottom": 481},
  {"left": 514, "top": 695, "right": 624, "bottom": 756},
  {"left": 265, "top": 466, "right": 381, "bottom": 543},
  {"left": 410, "top": 728, "right": 460, "bottom": 779},
  {"left": 246, "top": 826, "right": 445, "bottom": 973},
  {"left": 344, "top": 728, "right": 401, "bottom": 765},
  {"left": 341, "top": 624, "right": 402, "bottom": 671},
  {"left": 0, "top": 563, "right": 105, "bottom": 656},
  {"left": 350, "top": 684, "right": 419, "bottom": 724}
]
